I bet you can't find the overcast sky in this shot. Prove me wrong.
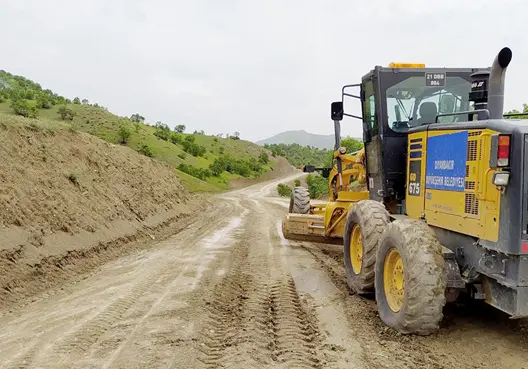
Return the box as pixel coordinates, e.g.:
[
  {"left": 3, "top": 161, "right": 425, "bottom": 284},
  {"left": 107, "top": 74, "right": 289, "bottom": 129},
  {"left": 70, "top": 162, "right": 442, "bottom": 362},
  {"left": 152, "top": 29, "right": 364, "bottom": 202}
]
[{"left": 1, "top": 0, "right": 527, "bottom": 142}]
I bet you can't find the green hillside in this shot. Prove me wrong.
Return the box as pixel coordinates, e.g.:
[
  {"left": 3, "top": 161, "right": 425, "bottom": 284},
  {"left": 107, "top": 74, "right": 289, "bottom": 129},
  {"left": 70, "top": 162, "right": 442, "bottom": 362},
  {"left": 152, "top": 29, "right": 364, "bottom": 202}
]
[
  {"left": 264, "top": 137, "right": 363, "bottom": 168},
  {"left": 0, "top": 70, "right": 275, "bottom": 192}
]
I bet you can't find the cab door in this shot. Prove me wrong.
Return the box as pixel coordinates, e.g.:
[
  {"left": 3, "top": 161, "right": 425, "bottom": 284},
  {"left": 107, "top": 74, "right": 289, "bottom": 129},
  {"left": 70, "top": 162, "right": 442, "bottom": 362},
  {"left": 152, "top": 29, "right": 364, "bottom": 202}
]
[{"left": 362, "top": 78, "right": 384, "bottom": 202}]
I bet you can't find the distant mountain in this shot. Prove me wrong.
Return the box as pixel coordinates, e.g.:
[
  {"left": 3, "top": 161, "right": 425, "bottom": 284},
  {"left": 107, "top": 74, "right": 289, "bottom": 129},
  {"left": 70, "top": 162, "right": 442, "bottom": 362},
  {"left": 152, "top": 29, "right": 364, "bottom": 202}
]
[{"left": 256, "top": 130, "right": 336, "bottom": 150}]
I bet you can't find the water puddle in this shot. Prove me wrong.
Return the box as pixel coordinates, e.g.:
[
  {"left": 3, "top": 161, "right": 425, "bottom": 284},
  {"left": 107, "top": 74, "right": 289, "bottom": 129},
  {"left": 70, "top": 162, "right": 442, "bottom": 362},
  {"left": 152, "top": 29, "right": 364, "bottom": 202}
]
[{"left": 276, "top": 220, "right": 289, "bottom": 247}]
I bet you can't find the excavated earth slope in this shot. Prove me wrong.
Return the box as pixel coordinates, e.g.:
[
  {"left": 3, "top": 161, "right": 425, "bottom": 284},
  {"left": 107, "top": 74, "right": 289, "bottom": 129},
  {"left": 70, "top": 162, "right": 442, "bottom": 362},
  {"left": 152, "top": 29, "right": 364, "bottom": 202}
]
[{"left": 0, "top": 117, "right": 207, "bottom": 308}]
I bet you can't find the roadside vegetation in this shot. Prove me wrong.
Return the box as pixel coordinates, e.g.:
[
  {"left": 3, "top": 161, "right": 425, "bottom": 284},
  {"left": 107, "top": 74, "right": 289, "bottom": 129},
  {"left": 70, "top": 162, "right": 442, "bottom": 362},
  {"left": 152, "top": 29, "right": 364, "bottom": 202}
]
[{"left": 277, "top": 183, "right": 293, "bottom": 197}]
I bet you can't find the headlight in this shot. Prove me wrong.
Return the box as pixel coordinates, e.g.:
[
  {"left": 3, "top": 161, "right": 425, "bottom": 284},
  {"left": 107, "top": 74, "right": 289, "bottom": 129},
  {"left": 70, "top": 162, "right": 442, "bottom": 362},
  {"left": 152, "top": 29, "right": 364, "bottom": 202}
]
[{"left": 492, "top": 172, "right": 509, "bottom": 186}]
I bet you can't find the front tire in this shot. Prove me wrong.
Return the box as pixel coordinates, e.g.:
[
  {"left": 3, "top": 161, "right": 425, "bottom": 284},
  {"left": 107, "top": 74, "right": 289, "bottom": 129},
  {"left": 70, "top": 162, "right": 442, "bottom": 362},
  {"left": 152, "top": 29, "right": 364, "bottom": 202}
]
[
  {"left": 289, "top": 187, "right": 310, "bottom": 214},
  {"left": 374, "top": 219, "right": 447, "bottom": 335},
  {"left": 343, "top": 200, "right": 390, "bottom": 294}
]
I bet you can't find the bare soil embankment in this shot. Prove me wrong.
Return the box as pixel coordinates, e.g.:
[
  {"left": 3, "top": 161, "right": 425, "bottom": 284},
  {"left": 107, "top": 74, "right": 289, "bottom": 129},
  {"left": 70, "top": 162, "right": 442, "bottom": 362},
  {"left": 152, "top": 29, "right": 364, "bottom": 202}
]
[{"left": 0, "top": 116, "right": 208, "bottom": 309}]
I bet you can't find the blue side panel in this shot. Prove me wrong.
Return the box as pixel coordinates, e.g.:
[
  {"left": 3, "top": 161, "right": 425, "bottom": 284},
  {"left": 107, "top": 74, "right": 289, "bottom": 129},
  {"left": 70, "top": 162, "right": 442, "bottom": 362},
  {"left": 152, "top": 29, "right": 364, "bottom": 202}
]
[{"left": 425, "top": 131, "right": 468, "bottom": 192}]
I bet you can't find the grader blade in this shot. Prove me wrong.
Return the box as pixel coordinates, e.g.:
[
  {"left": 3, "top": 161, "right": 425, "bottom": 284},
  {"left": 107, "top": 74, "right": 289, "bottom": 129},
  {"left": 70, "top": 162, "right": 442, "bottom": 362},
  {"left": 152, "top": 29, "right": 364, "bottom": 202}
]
[{"left": 281, "top": 213, "right": 342, "bottom": 245}]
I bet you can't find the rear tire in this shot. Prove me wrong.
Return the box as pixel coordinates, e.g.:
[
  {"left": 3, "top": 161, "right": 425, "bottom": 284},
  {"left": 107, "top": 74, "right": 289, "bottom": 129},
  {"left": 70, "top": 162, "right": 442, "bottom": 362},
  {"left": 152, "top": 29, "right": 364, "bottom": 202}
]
[
  {"left": 343, "top": 200, "right": 390, "bottom": 294},
  {"left": 289, "top": 187, "right": 310, "bottom": 214},
  {"left": 374, "top": 219, "right": 447, "bottom": 335}
]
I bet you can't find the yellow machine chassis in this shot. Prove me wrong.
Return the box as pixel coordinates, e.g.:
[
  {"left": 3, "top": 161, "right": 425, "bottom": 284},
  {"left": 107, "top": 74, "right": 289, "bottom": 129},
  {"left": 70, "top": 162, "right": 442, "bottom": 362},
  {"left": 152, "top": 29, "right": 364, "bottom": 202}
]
[{"left": 282, "top": 190, "right": 369, "bottom": 244}]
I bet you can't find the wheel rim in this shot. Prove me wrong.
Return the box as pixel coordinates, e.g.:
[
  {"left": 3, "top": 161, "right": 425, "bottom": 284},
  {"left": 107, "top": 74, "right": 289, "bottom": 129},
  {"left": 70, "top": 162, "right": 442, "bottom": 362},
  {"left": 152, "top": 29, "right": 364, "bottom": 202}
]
[
  {"left": 350, "top": 225, "right": 363, "bottom": 274},
  {"left": 383, "top": 248, "right": 404, "bottom": 312}
]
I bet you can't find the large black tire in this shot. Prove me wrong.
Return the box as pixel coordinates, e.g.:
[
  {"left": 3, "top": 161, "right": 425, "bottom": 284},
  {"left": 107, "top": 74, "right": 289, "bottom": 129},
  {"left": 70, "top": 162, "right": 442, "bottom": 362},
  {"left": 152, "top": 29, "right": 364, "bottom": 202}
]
[
  {"left": 343, "top": 200, "right": 390, "bottom": 294},
  {"left": 289, "top": 187, "right": 310, "bottom": 214},
  {"left": 374, "top": 219, "right": 447, "bottom": 335}
]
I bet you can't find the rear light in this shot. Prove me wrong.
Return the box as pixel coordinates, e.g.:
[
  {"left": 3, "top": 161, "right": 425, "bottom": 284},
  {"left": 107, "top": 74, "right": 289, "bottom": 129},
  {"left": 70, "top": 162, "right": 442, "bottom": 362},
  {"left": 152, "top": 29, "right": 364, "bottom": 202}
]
[{"left": 497, "top": 135, "right": 510, "bottom": 167}]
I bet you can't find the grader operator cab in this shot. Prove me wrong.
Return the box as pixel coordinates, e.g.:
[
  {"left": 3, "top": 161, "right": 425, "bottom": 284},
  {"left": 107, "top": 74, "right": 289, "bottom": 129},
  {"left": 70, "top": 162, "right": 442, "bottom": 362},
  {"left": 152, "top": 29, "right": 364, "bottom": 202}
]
[{"left": 282, "top": 47, "right": 528, "bottom": 335}]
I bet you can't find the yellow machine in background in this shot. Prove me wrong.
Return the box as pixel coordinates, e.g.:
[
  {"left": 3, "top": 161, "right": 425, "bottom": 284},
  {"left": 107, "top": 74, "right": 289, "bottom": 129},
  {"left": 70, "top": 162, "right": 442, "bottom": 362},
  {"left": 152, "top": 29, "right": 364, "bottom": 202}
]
[
  {"left": 283, "top": 146, "right": 369, "bottom": 244},
  {"left": 283, "top": 46, "right": 528, "bottom": 336}
]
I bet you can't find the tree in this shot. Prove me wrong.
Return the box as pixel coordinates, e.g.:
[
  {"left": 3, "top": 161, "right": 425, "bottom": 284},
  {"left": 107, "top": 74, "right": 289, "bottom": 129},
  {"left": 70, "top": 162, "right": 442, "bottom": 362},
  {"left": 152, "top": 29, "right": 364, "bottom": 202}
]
[
  {"left": 154, "top": 121, "right": 171, "bottom": 141},
  {"left": 81, "top": 99, "right": 89, "bottom": 105},
  {"left": 117, "top": 124, "right": 132, "bottom": 144},
  {"left": 174, "top": 124, "right": 186, "bottom": 133},
  {"left": 73, "top": 97, "right": 81, "bottom": 104},
  {"left": 130, "top": 113, "right": 145, "bottom": 123},
  {"left": 36, "top": 93, "right": 51, "bottom": 109},
  {"left": 341, "top": 137, "right": 363, "bottom": 153},
  {"left": 505, "top": 103, "right": 528, "bottom": 119}
]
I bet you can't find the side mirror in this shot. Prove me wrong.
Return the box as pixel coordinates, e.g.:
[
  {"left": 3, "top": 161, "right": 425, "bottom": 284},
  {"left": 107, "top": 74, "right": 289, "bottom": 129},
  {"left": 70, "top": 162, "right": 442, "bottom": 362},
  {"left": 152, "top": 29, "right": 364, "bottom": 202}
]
[
  {"left": 302, "top": 165, "right": 316, "bottom": 173},
  {"left": 331, "top": 101, "right": 344, "bottom": 121}
]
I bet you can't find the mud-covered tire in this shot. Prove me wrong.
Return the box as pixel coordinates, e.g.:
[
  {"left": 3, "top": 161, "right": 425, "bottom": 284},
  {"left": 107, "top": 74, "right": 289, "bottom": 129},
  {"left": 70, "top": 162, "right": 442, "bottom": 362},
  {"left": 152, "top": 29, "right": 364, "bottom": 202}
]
[
  {"left": 289, "top": 187, "right": 310, "bottom": 214},
  {"left": 343, "top": 200, "right": 390, "bottom": 294},
  {"left": 374, "top": 219, "right": 447, "bottom": 335}
]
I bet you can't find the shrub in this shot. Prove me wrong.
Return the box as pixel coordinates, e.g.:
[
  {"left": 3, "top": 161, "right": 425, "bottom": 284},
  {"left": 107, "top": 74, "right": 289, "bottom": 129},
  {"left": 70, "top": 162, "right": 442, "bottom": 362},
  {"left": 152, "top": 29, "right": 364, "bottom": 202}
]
[
  {"left": 277, "top": 183, "right": 292, "bottom": 197},
  {"left": 11, "top": 99, "right": 39, "bottom": 118},
  {"left": 170, "top": 132, "right": 183, "bottom": 145},
  {"left": 177, "top": 163, "right": 211, "bottom": 180},
  {"left": 306, "top": 174, "right": 328, "bottom": 199},
  {"left": 294, "top": 179, "right": 301, "bottom": 187},
  {"left": 138, "top": 144, "right": 153, "bottom": 157},
  {"left": 178, "top": 152, "right": 186, "bottom": 159},
  {"left": 209, "top": 155, "right": 261, "bottom": 178},
  {"left": 57, "top": 105, "right": 75, "bottom": 121},
  {"left": 259, "top": 152, "right": 269, "bottom": 164},
  {"left": 182, "top": 140, "right": 206, "bottom": 157},
  {"left": 68, "top": 173, "right": 79, "bottom": 185},
  {"left": 117, "top": 124, "right": 131, "bottom": 144}
]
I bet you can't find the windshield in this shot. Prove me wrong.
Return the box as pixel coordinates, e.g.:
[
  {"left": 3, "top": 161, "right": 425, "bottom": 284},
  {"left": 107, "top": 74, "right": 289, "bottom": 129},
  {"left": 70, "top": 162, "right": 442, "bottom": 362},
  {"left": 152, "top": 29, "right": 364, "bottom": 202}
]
[{"left": 386, "top": 75, "right": 471, "bottom": 132}]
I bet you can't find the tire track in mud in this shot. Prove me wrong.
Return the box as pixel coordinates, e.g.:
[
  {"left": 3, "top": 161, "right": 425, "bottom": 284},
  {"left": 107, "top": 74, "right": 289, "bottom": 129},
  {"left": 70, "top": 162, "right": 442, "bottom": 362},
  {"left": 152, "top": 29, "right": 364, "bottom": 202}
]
[
  {"left": 3, "top": 201, "right": 239, "bottom": 369},
  {"left": 197, "top": 265, "right": 322, "bottom": 368},
  {"left": 196, "top": 202, "right": 322, "bottom": 369},
  {"left": 270, "top": 277, "right": 321, "bottom": 368},
  {"left": 197, "top": 240, "right": 254, "bottom": 367}
]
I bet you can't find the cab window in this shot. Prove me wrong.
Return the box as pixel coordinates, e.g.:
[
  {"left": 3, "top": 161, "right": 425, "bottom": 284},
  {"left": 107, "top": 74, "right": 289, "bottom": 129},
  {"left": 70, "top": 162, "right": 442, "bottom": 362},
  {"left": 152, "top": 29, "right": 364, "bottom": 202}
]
[
  {"left": 386, "top": 76, "right": 471, "bottom": 132},
  {"left": 363, "top": 81, "right": 378, "bottom": 136}
]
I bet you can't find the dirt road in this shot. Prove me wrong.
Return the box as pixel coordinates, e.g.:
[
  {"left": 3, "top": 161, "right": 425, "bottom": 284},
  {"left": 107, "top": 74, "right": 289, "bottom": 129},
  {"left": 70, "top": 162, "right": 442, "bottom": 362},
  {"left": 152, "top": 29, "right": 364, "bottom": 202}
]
[{"left": 1, "top": 174, "right": 528, "bottom": 369}]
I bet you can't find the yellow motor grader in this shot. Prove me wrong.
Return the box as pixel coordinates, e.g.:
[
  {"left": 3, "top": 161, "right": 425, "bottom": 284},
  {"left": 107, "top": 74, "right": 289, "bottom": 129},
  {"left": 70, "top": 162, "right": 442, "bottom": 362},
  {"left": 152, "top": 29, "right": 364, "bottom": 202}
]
[
  {"left": 282, "top": 46, "right": 528, "bottom": 335},
  {"left": 284, "top": 145, "right": 369, "bottom": 245}
]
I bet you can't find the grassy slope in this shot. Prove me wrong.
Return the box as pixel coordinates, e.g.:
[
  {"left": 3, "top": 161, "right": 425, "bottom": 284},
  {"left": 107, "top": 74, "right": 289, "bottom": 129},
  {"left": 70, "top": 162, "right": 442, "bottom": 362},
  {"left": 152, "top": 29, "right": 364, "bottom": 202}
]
[{"left": 0, "top": 101, "right": 274, "bottom": 192}]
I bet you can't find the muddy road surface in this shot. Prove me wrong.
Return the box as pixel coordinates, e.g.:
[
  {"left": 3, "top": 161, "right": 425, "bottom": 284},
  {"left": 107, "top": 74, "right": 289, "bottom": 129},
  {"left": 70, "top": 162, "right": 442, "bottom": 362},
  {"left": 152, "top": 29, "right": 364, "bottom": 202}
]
[{"left": 1, "top": 174, "right": 528, "bottom": 368}]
